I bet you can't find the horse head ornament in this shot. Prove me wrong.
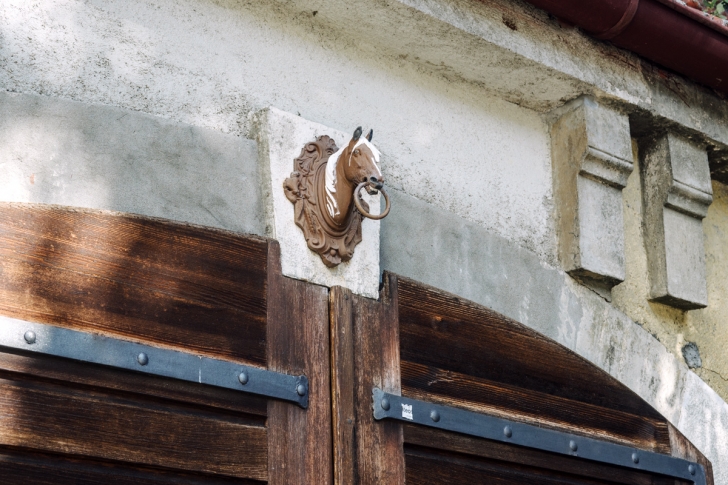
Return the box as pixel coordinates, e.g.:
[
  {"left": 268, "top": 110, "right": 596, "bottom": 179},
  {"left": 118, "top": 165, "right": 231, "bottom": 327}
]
[{"left": 283, "top": 126, "right": 391, "bottom": 267}]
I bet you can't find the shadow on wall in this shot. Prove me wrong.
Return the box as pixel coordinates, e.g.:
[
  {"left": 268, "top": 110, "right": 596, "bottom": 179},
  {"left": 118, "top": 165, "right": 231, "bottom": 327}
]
[{"left": 0, "top": 90, "right": 266, "bottom": 236}]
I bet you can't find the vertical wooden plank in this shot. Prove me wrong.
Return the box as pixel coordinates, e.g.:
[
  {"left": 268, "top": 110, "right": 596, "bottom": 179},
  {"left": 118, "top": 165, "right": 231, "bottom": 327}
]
[
  {"left": 266, "top": 241, "right": 333, "bottom": 485},
  {"left": 352, "top": 272, "right": 405, "bottom": 484},
  {"left": 330, "top": 286, "right": 356, "bottom": 485}
]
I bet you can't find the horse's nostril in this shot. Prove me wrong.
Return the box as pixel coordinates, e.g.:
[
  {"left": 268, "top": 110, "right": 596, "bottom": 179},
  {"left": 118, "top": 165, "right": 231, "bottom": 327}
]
[
  {"left": 367, "top": 176, "right": 383, "bottom": 190},
  {"left": 369, "top": 176, "right": 383, "bottom": 187}
]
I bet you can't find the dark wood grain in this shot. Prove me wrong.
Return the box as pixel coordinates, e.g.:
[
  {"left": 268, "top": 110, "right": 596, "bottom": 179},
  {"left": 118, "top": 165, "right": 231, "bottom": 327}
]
[
  {"left": 266, "top": 241, "right": 332, "bottom": 485},
  {"left": 404, "top": 445, "right": 683, "bottom": 485},
  {"left": 396, "top": 275, "right": 672, "bottom": 453},
  {"left": 0, "top": 203, "right": 713, "bottom": 485},
  {"left": 351, "top": 272, "right": 405, "bottom": 484},
  {"left": 404, "top": 425, "right": 683, "bottom": 485},
  {"left": 0, "top": 348, "right": 268, "bottom": 417},
  {"left": 0, "top": 203, "right": 268, "bottom": 364},
  {"left": 0, "top": 448, "right": 265, "bottom": 484},
  {"left": 0, "top": 376, "right": 268, "bottom": 480},
  {"left": 330, "top": 286, "right": 356, "bottom": 485},
  {"left": 402, "top": 361, "right": 669, "bottom": 452}
]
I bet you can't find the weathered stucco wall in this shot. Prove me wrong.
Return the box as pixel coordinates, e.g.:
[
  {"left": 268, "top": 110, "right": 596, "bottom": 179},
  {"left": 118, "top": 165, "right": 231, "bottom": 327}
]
[
  {"left": 0, "top": 0, "right": 556, "bottom": 262},
  {"left": 697, "top": 182, "right": 728, "bottom": 397}
]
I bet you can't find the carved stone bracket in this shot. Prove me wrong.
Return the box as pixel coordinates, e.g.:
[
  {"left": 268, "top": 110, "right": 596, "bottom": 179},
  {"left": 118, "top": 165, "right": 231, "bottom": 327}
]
[
  {"left": 551, "top": 96, "right": 634, "bottom": 297},
  {"left": 641, "top": 132, "right": 713, "bottom": 309}
]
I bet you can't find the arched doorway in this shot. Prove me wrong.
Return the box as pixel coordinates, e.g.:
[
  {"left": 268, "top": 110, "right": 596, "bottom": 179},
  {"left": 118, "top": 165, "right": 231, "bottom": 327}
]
[{"left": 0, "top": 204, "right": 712, "bottom": 484}]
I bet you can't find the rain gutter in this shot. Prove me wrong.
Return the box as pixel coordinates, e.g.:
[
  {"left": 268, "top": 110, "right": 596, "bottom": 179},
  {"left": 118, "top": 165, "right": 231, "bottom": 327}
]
[{"left": 520, "top": 0, "right": 728, "bottom": 94}]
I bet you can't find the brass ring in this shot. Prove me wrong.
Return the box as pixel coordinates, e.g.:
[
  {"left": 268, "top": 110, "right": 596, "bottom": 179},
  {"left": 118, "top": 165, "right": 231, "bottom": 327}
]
[{"left": 354, "top": 182, "right": 391, "bottom": 220}]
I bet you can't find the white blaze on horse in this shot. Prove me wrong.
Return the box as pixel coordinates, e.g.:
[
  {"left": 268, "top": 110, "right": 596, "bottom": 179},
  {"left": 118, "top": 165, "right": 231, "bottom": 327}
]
[{"left": 324, "top": 126, "right": 388, "bottom": 224}]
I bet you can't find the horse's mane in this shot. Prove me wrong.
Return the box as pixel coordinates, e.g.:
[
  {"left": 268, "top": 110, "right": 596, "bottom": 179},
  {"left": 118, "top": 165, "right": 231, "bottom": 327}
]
[{"left": 325, "top": 137, "right": 381, "bottom": 219}]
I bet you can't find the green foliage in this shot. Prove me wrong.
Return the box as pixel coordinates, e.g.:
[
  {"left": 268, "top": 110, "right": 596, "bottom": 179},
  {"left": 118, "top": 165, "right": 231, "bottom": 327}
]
[{"left": 703, "top": 0, "right": 728, "bottom": 19}]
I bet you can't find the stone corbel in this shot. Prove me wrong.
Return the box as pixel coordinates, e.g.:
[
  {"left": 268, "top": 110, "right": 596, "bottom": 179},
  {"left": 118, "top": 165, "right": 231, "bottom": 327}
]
[
  {"left": 551, "top": 97, "right": 634, "bottom": 297},
  {"left": 641, "top": 133, "right": 713, "bottom": 309}
]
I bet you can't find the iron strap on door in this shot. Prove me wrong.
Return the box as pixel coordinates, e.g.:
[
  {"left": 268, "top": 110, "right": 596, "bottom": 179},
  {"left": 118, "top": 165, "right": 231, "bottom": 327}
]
[
  {"left": 372, "top": 388, "right": 706, "bottom": 485},
  {"left": 0, "top": 315, "right": 309, "bottom": 408}
]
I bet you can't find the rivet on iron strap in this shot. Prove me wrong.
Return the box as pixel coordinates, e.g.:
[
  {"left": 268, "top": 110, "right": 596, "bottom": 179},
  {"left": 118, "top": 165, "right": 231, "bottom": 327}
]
[
  {"left": 372, "top": 388, "right": 705, "bottom": 484},
  {"left": 0, "top": 315, "right": 309, "bottom": 408}
]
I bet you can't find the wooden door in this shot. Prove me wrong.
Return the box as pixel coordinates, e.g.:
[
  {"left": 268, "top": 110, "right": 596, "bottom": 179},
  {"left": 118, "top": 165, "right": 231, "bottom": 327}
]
[
  {"left": 331, "top": 274, "right": 714, "bottom": 485},
  {"left": 0, "top": 203, "right": 715, "bottom": 485},
  {"left": 0, "top": 204, "right": 332, "bottom": 484}
]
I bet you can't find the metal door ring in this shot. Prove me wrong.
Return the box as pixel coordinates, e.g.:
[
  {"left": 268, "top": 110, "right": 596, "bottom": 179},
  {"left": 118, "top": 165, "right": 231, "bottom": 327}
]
[{"left": 354, "top": 182, "right": 391, "bottom": 220}]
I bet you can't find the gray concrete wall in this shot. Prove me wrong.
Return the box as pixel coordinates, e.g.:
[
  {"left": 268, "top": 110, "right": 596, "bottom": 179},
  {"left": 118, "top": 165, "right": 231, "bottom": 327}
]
[{"left": 0, "top": 91, "right": 265, "bottom": 235}]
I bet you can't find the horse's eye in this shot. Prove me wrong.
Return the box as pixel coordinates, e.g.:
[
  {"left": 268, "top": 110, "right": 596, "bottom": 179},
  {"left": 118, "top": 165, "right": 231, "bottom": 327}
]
[{"left": 354, "top": 150, "right": 360, "bottom": 155}]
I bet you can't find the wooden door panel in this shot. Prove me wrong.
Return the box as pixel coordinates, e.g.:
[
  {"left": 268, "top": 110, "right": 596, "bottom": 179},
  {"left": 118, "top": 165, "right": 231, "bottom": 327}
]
[
  {"left": 0, "top": 449, "right": 264, "bottom": 485},
  {"left": 266, "top": 268, "right": 333, "bottom": 485},
  {"left": 0, "top": 205, "right": 269, "bottom": 365},
  {"left": 401, "top": 361, "right": 668, "bottom": 452},
  {"left": 0, "top": 375, "right": 268, "bottom": 480},
  {"left": 329, "top": 281, "right": 406, "bottom": 485},
  {"left": 0, "top": 204, "right": 712, "bottom": 484},
  {"left": 0, "top": 203, "right": 333, "bottom": 485},
  {"left": 404, "top": 426, "right": 683, "bottom": 485},
  {"left": 397, "top": 276, "right": 671, "bottom": 453},
  {"left": 336, "top": 273, "right": 713, "bottom": 485},
  {"left": 404, "top": 447, "right": 681, "bottom": 485},
  {"left": 0, "top": 348, "right": 269, "bottom": 417}
]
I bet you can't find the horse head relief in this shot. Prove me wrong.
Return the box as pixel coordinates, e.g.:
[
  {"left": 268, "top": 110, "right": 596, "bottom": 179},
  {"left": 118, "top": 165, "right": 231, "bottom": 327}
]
[{"left": 283, "top": 126, "right": 391, "bottom": 267}]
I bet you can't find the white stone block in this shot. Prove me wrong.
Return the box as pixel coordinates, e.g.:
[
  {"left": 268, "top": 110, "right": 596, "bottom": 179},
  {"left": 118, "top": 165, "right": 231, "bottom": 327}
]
[{"left": 255, "top": 107, "right": 381, "bottom": 299}]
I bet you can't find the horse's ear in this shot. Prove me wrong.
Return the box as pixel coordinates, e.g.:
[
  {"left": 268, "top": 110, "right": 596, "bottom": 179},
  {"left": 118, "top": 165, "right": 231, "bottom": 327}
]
[
  {"left": 366, "top": 129, "right": 373, "bottom": 142},
  {"left": 352, "top": 126, "right": 362, "bottom": 140}
]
